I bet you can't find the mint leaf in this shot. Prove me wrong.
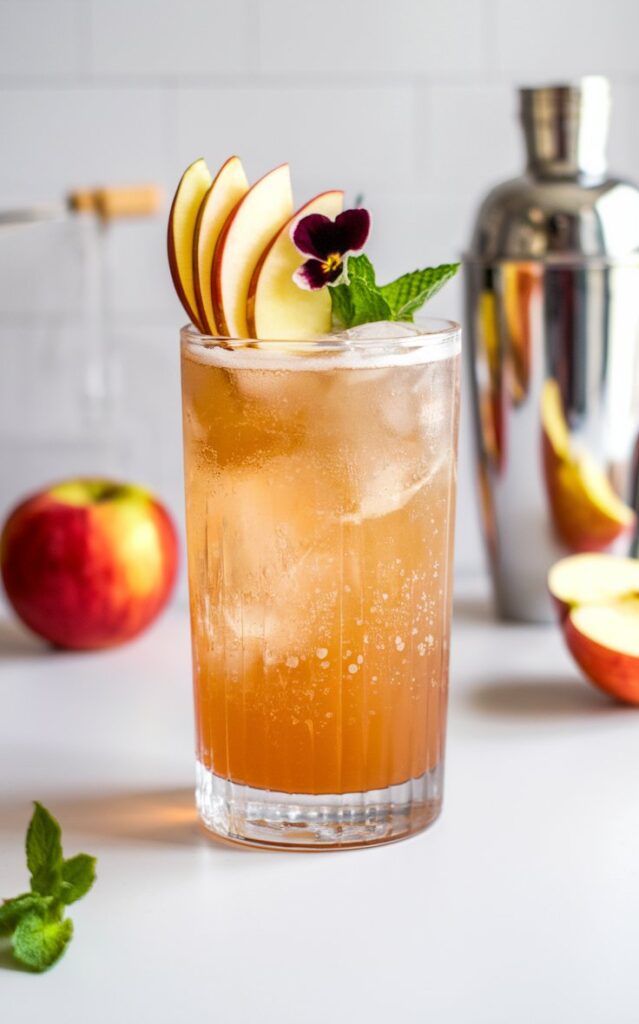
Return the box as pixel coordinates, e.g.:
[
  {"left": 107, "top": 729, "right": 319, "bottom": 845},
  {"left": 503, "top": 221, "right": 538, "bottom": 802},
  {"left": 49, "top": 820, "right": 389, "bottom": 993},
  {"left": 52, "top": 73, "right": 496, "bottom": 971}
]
[
  {"left": 346, "top": 253, "right": 377, "bottom": 288},
  {"left": 61, "top": 854, "right": 96, "bottom": 905},
  {"left": 0, "top": 894, "right": 50, "bottom": 936},
  {"left": 329, "top": 281, "right": 354, "bottom": 328},
  {"left": 2, "top": 802, "right": 97, "bottom": 971},
  {"left": 329, "top": 255, "right": 458, "bottom": 330},
  {"left": 330, "top": 254, "right": 391, "bottom": 328},
  {"left": 348, "top": 279, "right": 392, "bottom": 326},
  {"left": 380, "top": 263, "right": 460, "bottom": 321},
  {"left": 26, "top": 802, "right": 63, "bottom": 897},
  {"left": 12, "top": 911, "right": 73, "bottom": 972}
]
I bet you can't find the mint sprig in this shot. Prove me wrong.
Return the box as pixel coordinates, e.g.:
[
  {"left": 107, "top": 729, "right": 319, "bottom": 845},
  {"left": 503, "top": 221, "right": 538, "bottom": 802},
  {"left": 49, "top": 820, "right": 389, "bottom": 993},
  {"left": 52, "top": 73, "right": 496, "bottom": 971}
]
[
  {"left": 330, "top": 256, "right": 392, "bottom": 328},
  {"left": 330, "top": 254, "right": 459, "bottom": 330},
  {"left": 0, "top": 802, "right": 96, "bottom": 971},
  {"left": 380, "top": 263, "right": 459, "bottom": 320}
]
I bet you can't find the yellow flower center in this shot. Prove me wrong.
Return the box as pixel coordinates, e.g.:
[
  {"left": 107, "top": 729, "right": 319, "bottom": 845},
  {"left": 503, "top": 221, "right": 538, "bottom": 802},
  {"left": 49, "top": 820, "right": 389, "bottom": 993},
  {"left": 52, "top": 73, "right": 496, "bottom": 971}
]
[{"left": 322, "top": 252, "right": 342, "bottom": 274}]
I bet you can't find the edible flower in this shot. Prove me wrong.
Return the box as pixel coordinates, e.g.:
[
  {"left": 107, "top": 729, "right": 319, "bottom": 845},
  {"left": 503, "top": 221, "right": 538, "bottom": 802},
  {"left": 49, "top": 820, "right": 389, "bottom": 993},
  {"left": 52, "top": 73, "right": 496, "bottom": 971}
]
[{"left": 292, "top": 208, "right": 371, "bottom": 290}]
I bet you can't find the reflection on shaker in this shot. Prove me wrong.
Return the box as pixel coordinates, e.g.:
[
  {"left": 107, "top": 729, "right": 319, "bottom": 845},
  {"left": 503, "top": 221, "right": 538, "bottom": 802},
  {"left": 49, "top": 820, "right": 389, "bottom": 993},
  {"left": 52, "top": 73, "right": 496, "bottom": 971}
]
[
  {"left": 540, "top": 379, "right": 635, "bottom": 552},
  {"left": 502, "top": 262, "right": 541, "bottom": 404},
  {"left": 477, "top": 285, "right": 506, "bottom": 472}
]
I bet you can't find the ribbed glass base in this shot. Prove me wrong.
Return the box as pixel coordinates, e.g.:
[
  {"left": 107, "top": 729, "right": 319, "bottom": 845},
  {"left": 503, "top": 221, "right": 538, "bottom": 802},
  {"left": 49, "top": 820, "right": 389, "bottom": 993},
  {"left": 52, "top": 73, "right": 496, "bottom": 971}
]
[{"left": 195, "top": 760, "right": 443, "bottom": 850}]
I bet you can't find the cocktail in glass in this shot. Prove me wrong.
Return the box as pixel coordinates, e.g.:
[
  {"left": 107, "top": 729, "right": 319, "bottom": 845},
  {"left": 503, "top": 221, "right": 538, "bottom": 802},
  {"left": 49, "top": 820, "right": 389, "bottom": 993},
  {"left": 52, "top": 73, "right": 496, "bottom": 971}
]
[{"left": 181, "top": 319, "right": 460, "bottom": 849}]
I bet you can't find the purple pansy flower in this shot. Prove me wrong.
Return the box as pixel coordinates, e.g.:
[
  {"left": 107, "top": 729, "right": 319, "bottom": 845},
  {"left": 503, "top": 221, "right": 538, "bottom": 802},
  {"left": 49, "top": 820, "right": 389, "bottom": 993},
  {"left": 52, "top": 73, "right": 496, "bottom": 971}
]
[{"left": 292, "top": 207, "right": 371, "bottom": 290}]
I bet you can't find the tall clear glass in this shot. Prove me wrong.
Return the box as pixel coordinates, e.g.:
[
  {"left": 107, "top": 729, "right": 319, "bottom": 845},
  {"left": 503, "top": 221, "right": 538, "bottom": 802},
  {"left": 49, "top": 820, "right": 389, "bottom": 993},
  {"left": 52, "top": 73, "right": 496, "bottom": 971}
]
[{"left": 180, "top": 320, "right": 461, "bottom": 849}]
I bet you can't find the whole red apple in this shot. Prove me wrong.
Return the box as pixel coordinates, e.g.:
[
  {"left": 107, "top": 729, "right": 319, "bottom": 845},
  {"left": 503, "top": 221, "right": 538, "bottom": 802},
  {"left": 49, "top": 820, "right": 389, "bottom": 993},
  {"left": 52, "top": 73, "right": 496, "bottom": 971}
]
[{"left": 0, "top": 479, "right": 178, "bottom": 650}]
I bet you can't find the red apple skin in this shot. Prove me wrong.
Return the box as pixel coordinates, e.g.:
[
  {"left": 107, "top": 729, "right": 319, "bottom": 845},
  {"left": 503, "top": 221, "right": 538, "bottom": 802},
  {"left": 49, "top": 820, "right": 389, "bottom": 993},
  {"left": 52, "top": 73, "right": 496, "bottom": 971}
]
[
  {"left": 0, "top": 481, "right": 178, "bottom": 650},
  {"left": 563, "top": 613, "right": 639, "bottom": 705},
  {"left": 210, "top": 162, "right": 288, "bottom": 337},
  {"left": 550, "top": 592, "right": 571, "bottom": 624}
]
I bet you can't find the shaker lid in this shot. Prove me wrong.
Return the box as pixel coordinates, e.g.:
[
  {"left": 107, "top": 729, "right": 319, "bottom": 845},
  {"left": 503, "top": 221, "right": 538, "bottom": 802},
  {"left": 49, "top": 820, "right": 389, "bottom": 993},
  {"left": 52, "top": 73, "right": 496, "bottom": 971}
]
[
  {"left": 520, "top": 76, "right": 610, "bottom": 181},
  {"left": 466, "top": 77, "right": 639, "bottom": 263}
]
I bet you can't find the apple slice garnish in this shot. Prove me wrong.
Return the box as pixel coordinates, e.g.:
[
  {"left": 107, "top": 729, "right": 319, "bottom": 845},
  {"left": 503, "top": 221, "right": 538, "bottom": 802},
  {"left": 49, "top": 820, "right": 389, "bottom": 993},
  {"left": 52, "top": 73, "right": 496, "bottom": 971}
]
[
  {"left": 246, "top": 190, "right": 344, "bottom": 340},
  {"left": 193, "top": 156, "right": 249, "bottom": 335},
  {"left": 541, "top": 379, "right": 635, "bottom": 551},
  {"left": 548, "top": 553, "right": 639, "bottom": 703},
  {"left": 211, "top": 163, "right": 293, "bottom": 338},
  {"left": 167, "top": 157, "right": 212, "bottom": 330}
]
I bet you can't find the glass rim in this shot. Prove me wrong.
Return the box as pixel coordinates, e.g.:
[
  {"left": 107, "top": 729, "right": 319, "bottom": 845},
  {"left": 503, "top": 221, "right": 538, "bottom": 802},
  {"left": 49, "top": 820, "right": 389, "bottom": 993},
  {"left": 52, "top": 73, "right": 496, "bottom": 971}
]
[{"left": 180, "top": 315, "right": 461, "bottom": 353}]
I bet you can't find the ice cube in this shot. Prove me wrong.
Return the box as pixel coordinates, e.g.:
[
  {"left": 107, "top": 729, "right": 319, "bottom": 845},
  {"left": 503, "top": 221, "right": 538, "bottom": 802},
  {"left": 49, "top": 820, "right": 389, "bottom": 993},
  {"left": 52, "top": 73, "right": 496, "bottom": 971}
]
[
  {"left": 337, "top": 321, "right": 423, "bottom": 343},
  {"left": 202, "top": 456, "right": 337, "bottom": 662},
  {"left": 341, "top": 448, "right": 445, "bottom": 524}
]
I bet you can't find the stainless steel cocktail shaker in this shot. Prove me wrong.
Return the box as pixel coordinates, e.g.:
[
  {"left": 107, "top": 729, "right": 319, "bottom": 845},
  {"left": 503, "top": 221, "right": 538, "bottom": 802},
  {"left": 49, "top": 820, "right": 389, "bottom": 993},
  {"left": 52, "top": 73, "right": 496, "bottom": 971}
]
[{"left": 464, "top": 77, "right": 639, "bottom": 622}]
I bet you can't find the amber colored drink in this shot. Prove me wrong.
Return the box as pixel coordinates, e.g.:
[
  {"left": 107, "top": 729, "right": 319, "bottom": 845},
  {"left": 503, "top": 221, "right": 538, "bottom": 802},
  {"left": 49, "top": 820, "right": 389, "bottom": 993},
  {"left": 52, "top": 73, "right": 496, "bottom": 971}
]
[{"left": 181, "top": 321, "right": 460, "bottom": 848}]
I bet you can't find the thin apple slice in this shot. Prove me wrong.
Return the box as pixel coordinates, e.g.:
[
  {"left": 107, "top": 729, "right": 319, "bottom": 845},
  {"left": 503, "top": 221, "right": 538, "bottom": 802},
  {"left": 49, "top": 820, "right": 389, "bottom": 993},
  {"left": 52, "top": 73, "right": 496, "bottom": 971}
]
[
  {"left": 211, "top": 164, "right": 293, "bottom": 338},
  {"left": 193, "top": 156, "right": 249, "bottom": 334},
  {"left": 167, "top": 158, "right": 212, "bottom": 330},
  {"left": 247, "top": 190, "right": 344, "bottom": 340},
  {"left": 564, "top": 599, "right": 639, "bottom": 703}
]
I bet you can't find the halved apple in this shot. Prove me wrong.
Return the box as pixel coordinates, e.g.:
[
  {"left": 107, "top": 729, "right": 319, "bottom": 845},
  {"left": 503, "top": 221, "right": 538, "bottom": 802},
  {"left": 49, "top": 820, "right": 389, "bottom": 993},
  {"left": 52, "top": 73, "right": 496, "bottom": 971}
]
[
  {"left": 167, "top": 158, "right": 212, "bottom": 330},
  {"left": 548, "top": 552, "right": 639, "bottom": 621},
  {"left": 541, "top": 379, "right": 635, "bottom": 551},
  {"left": 565, "top": 601, "right": 639, "bottom": 703},
  {"left": 246, "top": 190, "right": 343, "bottom": 340},
  {"left": 193, "top": 156, "right": 249, "bottom": 335},
  {"left": 548, "top": 553, "right": 639, "bottom": 703},
  {"left": 211, "top": 164, "right": 293, "bottom": 338}
]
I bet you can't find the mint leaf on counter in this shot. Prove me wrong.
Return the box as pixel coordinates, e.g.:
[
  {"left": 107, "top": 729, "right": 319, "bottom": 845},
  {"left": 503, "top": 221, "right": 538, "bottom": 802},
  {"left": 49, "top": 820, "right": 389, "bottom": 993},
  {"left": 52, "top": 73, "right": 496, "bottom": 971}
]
[
  {"left": 26, "top": 802, "right": 63, "bottom": 897},
  {"left": 381, "top": 263, "right": 460, "bottom": 321},
  {"left": 61, "top": 854, "right": 97, "bottom": 905},
  {"left": 12, "top": 912, "right": 73, "bottom": 973},
  {"left": 1, "top": 802, "right": 97, "bottom": 971},
  {"left": 0, "top": 893, "right": 51, "bottom": 936}
]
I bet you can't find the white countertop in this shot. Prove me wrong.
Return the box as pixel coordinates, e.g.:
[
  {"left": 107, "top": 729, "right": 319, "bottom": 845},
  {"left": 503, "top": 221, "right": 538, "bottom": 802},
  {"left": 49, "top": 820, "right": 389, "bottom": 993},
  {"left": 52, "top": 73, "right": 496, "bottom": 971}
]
[{"left": 1, "top": 578, "right": 638, "bottom": 1023}]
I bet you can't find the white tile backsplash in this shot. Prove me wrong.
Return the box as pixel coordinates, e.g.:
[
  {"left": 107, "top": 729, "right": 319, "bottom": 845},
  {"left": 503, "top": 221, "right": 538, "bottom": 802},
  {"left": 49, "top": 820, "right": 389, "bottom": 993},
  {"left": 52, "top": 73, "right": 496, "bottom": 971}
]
[
  {"left": 0, "top": 0, "right": 637, "bottom": 580},
  {"left": 258, "top": 0, "right": 486, "bottom": 77},
  {"left": 416, "top": 84, "right": 522, "bottom": 194},
  {"left": 494, "top": 0, "right": 639, "bottom": 77},
  {"left": 0, "top": 87, "right": 173, "bottom": 199},
  {"left": 175, "top": 86, "right": 417, "bottom": 193},
  {"left": 105, "top": 220, "right": 177, "bottom": 319},
  {"left": 0, "top": 1, "right": 84, "bottom": 77},
  {"left": 89, "top": 0, "right": 255, "bottom": 77}
]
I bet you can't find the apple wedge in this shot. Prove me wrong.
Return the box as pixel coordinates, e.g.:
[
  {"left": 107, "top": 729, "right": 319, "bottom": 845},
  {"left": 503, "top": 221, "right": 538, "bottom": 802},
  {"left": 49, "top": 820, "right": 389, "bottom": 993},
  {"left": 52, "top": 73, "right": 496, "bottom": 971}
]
[
  {"left": 541, "top": 379, "right": 635, "bottom": 551},
  {"left": 211, "top": 164, "right": 293, "bottom": 338},
  {"left": 193, "top": 156, "right": 249, "bottom": 335},
  {"left": 167, "top": 157, "right": 212, "bottom": 330},
  {"left": 247, "top": 190, "right": 344, "bottom": 340},
  {"left": 548, "top": 553, "right": 639, "bottom": 703}
]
